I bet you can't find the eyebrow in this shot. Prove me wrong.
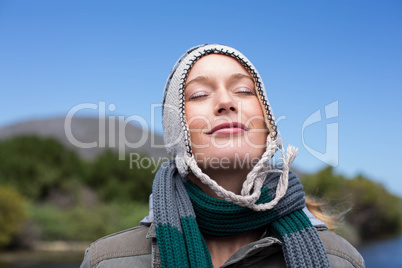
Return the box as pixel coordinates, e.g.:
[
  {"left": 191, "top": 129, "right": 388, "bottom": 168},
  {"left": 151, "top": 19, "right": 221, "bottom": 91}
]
[
  {"left": 230, "top": 73, "right": 254, "bottom": 83},
  {"left": 185, "top": 73, "right": 254, "bottom": 88},
  {"left": 185, "top": 75, "right": 209, "bottom": 88}
]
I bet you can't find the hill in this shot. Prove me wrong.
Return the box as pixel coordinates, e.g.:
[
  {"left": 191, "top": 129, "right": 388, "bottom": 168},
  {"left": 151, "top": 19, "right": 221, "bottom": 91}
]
[{"left": 0, "top": 117, "right": 168, "bottom": 160}]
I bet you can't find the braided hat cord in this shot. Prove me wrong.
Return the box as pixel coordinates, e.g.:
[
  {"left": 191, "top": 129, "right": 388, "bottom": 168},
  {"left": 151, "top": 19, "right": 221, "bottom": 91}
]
[
  {"left": 156, "top": 44, "right": 330, "bottom": 267},
  {"left": 153, "top": 162, "right": 330, "bottom": 268}
]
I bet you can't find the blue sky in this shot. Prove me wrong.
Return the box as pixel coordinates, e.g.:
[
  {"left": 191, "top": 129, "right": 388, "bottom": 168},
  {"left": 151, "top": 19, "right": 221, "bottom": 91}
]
[{"left": 1, "top": 0, "right": 401, "bottom": 196}]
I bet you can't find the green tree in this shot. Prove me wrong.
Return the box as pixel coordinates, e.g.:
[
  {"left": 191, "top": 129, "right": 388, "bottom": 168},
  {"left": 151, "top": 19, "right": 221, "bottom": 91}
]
[
  {"left": 301, "top": 166, "right": 402, "bottom": 240},
  {"left": 347, "top": 175, "right": 402, "bottom": 239},
  {"left": 85, "top": 150, "right": 155, "bottom": 203},
  {"left": 0, "top": 136, "right": 84, "bottom": 201}
]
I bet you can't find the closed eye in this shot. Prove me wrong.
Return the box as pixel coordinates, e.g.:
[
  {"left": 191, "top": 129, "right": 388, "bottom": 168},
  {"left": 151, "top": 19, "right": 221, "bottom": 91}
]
[
  {"left": 189, "top": 91, "right": 209, "bottom": 100},
  {"left": 235, "top": 87, "right": 255, "bottom": 95}
]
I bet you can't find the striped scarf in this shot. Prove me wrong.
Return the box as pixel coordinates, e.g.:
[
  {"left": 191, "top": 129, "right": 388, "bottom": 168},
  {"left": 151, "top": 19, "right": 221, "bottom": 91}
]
[{"left": 153, "top": 161, "right": 330, "bottom": 267}]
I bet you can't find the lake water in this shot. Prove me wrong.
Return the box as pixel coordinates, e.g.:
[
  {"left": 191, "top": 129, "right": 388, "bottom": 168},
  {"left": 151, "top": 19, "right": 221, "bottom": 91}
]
[{"left": 358, "top": 235, "right": 402, "bottom": 267}]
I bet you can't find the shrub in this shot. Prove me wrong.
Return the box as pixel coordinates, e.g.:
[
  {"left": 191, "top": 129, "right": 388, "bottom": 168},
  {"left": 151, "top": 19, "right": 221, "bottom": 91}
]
[
  {"left": 86, "top": 150, "right": 155, "bottom": 203},
  {"left": 30, "top": 202, "right": 149, "bottom": 241},
  {"left": 0, "top": 186, "right": 27, "bottom": 248}
]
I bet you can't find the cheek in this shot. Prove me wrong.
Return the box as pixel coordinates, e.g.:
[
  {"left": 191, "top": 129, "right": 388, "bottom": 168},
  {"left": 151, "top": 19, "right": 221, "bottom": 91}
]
[
  {"left": 185, "top": 102, "right": 212, "bottom": 133},
  {"left": 244, "top": 105, "right": 268, "bottom": 147},
  {"left": 251, "top": 119, "right": 268, "bottom": 145},
  {"left": 244, "top": 102, "right": 266, "bottom": 129},
  {"left": 185, "top": 112, "right": 209, "bottom": 149},
  {"left": 186, "top": 115, "right": 208, "bottom": 133}
]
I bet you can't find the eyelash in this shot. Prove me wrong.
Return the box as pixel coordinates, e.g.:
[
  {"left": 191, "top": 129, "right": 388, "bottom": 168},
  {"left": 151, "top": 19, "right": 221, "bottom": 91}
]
[
  {"left": 235, "top": 88, "right": 255, "bottom": 95},
  {"left": 188, "top": 87, "right": 255, "bottom": 100},
  {"left": 189, "top": 91, "right": 208, "bottom": 100}
]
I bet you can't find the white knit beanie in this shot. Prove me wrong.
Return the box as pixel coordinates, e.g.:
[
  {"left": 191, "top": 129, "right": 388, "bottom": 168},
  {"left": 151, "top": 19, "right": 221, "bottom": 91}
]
[{"left": 162, "top": 44, "right": 298, "bottom": 211}]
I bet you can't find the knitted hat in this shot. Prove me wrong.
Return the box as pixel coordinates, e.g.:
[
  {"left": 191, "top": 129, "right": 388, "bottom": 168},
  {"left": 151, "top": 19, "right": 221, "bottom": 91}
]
[{"left": 162, "top": 44, "right": 298, "bottom": 211}]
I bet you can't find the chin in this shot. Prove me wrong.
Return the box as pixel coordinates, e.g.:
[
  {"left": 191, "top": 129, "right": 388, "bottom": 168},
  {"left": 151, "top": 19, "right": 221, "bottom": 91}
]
[{"left": 193, "top": 148, "right": 264, "bottom": 172}]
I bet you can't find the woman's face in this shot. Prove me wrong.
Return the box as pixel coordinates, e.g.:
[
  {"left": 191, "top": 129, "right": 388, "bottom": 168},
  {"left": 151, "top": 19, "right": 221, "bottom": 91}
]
[{"left": 185, "top": 54, "right": 268, "bottom": 171}]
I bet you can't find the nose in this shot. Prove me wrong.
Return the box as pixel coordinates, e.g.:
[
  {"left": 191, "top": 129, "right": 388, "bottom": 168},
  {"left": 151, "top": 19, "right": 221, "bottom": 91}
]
[{"left": 215, "top": 88, "right": 237, "bottom": 114}]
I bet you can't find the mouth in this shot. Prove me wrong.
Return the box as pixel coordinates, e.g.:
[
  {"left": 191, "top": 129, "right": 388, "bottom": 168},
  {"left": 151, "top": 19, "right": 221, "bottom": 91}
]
[{"left": 207, "top": 122, "right": 248, "bottom": 135}]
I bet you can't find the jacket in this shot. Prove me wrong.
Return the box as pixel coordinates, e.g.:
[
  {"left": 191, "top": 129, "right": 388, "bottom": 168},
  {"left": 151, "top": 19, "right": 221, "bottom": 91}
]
[{"left": 80, "top": 222, "right": 365, "bottom": 268}]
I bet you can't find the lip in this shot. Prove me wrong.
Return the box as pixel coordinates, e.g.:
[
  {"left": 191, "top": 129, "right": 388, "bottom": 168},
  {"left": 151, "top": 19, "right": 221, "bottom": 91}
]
[{"left": 207, "top": 122, "right": 248, "bottom": 135}]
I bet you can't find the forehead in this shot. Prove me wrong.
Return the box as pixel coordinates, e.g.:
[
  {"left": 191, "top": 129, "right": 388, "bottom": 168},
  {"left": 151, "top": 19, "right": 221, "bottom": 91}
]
[{"left": 186, "top": 54, "right": 251, "bottom": 80}]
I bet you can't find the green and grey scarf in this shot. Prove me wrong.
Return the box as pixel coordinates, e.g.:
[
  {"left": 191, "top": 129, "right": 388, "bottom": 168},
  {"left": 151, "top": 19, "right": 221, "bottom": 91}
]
[{"left": 153, "top": 161, "right": 330, "bottom": 268}]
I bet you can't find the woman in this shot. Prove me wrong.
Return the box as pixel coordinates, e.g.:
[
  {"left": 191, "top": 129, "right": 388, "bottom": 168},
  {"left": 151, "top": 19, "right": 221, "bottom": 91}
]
[{"left": 80, "top": 44, "right": 364, "bottom": 268}]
